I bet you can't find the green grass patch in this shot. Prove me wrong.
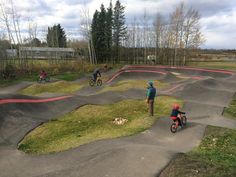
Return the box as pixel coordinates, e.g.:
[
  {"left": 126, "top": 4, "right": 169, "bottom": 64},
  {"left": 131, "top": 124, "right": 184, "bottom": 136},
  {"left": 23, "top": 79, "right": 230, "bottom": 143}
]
[
  {"left": 98, "top": 80, "right": 168, "bottom": 94},
  {"left": 53, "top": 72, "right": 85, "bottom": 81},
  {"left": 224, "top": 99, "right": 236, "bottom": 120},
  {"left": 187, "top": 61, "right": 236, "bottom": 71},
  {"left": 18, "top": 96, "right": 183, "bottom": 154},
  {"left": 160, "top": 126, "right": 236, "bottom": 177},
  {"left": 0, "top": 74, "right": 39, "bottom": 88},
  {"left": 0, "top": 79, "right": 20, "bottom": 88},
  {"left": 20, "top": 81, "right": 85, "bottom": 96}
]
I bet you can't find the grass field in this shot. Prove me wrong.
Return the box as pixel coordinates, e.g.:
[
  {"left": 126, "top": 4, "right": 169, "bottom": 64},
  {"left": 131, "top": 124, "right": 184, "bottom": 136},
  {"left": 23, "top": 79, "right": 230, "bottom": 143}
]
[
  {"left": 160, "top": 126, "right": 236, "bottom": 177},
  {"left": 0, "top": 61, "right": 122, "bottom": 87},
  {"left": 0, "top": 72, "right": 83, "bottom": 88},
  {"left": 187, "top": 61, "right": 236, "bottom": 71},
  {"left": 18, "top": 96, "right": 183, "bottom": 154}
]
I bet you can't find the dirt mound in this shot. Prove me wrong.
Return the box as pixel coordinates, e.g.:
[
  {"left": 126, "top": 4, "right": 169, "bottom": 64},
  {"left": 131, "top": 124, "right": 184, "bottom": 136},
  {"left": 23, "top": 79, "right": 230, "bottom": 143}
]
[
  {"left": 106, "top": 70, "right": 165, "bottom": 83},
  {"left": 197, "top": 78, "right": 236, "bottom": 91},
  {"left": 174, "top": 83, "right": 234, "bottom": 107},
  {"left": 0, "top": 96, "right": 84, "bottom": 145},
  {"left": 183, "top": 100, "right": 224, "bottom": 117},
  {"left": 160, "top": 73, "right": 183, "bottom": 83}
]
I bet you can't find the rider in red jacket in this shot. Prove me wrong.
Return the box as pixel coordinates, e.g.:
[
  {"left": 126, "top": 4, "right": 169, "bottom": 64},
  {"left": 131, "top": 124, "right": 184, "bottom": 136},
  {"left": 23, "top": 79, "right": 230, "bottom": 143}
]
[
  {"left": 39, "top": 70, "right": 47, "bottom": 80},
  {"left": 170, "top": 104, "right": 185, "bottom": 127}
]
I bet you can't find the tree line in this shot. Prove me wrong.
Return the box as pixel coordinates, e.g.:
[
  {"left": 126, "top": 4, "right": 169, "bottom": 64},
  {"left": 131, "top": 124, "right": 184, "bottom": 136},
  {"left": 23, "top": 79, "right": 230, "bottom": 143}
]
[
  {"left": 88, "top": 1, "right": 204, "bottom": 65},
  {"left": 0, "top": 0, "right": 205, "bottom": 71}
]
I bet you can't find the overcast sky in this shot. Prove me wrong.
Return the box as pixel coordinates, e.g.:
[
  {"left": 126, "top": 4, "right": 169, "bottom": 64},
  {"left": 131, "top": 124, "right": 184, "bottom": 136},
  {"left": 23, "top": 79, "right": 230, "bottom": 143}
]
[{"left": 1, "top": 0, "right": 236, "bottom": 49}]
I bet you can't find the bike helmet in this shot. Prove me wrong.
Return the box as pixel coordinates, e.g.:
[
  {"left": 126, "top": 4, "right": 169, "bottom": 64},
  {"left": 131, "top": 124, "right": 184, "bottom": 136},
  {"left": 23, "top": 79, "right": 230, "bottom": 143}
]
[
  {"left": 148, "top": 81, "right": 154, "bottom": 87},
  {"left": 173, "top": 104, "right": 180, "bottom": 110}
]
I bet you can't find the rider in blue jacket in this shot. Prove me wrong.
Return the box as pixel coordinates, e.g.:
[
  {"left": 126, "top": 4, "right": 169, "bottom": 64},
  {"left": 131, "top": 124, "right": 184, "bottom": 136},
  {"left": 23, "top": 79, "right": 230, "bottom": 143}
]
[{"left": 93, "top": 68, "right": 101, "bottom": 82}]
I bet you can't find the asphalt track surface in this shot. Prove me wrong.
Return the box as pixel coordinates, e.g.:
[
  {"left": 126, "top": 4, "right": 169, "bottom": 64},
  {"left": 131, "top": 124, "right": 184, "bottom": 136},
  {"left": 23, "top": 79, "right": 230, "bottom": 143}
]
[{"left": 0, "top": 65, "right": 236, "bottom": 177}]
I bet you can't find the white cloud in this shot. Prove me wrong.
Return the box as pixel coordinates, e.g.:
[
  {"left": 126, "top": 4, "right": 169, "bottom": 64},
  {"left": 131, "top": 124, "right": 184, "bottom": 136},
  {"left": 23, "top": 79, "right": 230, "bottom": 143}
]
[
  {"left": 0, "top": 0, "right": 235, "bottom": 48},
  {"left": 201, "top": 9, "right": 236, "bottom": 49}
]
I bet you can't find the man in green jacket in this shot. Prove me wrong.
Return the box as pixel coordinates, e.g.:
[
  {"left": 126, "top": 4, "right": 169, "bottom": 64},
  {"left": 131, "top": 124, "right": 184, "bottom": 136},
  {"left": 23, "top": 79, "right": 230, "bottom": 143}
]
[{"left": 146, "top": 81, "right": 157, "bottom": 116}]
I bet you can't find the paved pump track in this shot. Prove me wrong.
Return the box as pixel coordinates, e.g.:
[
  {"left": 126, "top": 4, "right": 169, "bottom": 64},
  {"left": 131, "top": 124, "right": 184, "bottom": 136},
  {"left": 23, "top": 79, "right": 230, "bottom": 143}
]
[{"left": 0, "top": 65, "right": 236, "bottom": 177}]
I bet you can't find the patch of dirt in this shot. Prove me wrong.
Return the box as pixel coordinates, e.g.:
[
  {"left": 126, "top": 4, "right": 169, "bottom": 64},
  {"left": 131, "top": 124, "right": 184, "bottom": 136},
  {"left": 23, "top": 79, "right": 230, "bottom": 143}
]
[{"left": 112, "top": 117, "right": 128, "bottom": 125}]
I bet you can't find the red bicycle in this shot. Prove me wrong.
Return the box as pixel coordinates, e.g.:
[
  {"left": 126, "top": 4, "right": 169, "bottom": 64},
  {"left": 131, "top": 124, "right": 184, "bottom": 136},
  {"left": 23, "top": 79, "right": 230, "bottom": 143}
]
[{"left": 170, "top": 114, "right": 187, "bottom": 133}]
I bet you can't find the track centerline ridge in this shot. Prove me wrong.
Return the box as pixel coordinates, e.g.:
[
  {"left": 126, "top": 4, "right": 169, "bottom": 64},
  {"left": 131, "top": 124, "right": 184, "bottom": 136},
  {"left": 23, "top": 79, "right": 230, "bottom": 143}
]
[{"left": 0, "top": 95, "right": 72, "bottom": 105}]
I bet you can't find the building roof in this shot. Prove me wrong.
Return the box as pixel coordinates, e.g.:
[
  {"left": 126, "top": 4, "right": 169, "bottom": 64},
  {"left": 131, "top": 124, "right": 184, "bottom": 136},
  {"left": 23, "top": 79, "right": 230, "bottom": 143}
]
[{"left": 19, "top": 47, "right": 75, "bottom": 52}]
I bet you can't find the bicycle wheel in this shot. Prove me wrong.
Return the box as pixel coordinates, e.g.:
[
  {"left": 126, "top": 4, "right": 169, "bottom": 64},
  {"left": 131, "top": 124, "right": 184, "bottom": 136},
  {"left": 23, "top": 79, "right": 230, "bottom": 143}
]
[
  {"left": 38, "top": 78, "right": 42, "bottom": 83},
  {"left": 89, "top": 78, "right": 95, "bottom": 87},
  {"left": 45, "top": 76, "right": 50, "bottom": 82},
  {"left": 170, "top": 123, "right": 177, "bottom": 133},
  {"left": 182, "top": 116, "right": 187, "bottom": 126},
  {"left": 97, "top": 79, "right": 102, "bottom": 86}
]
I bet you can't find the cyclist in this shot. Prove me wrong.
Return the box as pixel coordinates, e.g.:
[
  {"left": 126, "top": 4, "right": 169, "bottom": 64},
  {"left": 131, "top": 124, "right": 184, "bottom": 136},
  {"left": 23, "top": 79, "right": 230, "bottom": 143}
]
[
  {"left": 93, "top": 68, "right": 101, "bottom": 83},
  {"left": 170, "top": 104, "right": 185, "bottom": 127},
  {"left": 39, "top": 70, "right": 47, "bottom": 81}
]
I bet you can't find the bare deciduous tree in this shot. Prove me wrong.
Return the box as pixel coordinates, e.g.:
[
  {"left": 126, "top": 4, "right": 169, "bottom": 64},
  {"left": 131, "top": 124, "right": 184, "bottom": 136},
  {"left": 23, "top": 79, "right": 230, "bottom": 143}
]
[
  {"left": 79, "top": 2, "right": 96, "bottom": 64},
  {"left": 0, "top": 1, "right": 15, "bottom": 47},
  {"left": 154, "top": 2, "right": 205, "bottom": 66},
  {"left": 9, "top": 0, "right": 22, "bottom": 44}
]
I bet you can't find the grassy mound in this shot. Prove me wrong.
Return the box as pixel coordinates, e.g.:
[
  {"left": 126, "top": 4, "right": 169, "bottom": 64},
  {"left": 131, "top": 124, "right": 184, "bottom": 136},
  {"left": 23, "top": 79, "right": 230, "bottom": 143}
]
[
  {"left": 20, "top": 81, "right": 85, "bottom": 96},
  {"left": 18, "top": 96, "right": 182, "bottom": 154},
  {"left": 160, "top": 126, "right": 236, "bottom": 177},
  {"left": 98, "top": 80, "right": 168, "bottom": 94}
]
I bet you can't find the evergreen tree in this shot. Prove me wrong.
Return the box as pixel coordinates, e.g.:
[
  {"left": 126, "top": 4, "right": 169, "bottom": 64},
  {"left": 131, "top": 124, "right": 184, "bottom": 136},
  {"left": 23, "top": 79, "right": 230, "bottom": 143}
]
[
  {"left": 91, "top": 0, "right": 128, "bottom": 63},
  {"left": 105, "top": 1, "right": 113, "bottom": 62},
  {"left": 97, "top": 4, "right": 107, "bottom": 62},
  {"left": 47, "top": 24, "right": 67, "bottom": 48},
  {"left": 91, "top": 4, "right": 109, "bottom": 63},
  {"left": 91, "top": 10, "right": 99, "bottom": 62},
  {"left": 113, "top": 0, "right": 127, "bottom": 62}
]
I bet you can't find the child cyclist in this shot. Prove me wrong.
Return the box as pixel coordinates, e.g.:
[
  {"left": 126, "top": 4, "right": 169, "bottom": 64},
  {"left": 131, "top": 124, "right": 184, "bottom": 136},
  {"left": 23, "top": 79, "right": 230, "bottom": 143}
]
[
  {"left": 170, "top": 104, "right": 185, "bottom": 127},
  {"left": 39, "top": 70, "right": 47, "bottom": 80}
]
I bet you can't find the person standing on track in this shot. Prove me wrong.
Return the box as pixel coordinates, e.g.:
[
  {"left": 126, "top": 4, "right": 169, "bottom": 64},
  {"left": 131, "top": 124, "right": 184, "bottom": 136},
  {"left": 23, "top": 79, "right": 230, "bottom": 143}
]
[{"left": 146, "top": 81, "right": 156, "bottom": 116}]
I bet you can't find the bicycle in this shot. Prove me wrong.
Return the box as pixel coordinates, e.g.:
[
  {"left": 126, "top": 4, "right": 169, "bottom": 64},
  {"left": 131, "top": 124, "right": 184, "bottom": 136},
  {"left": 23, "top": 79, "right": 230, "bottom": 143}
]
[
  {"left": 38, "top": 76, "right": 50, "bottom": 83},
  {"left": 89, "top": 76, "right": 102, "bottom": 87},
  {"left": 170, "top": 114, "right": 187, "bottom": 133}
]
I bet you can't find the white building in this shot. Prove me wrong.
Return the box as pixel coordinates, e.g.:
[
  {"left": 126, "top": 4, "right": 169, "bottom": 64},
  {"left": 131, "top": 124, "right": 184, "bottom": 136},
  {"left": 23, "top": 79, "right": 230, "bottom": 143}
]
[{"left": 19, "top": 47, "right": 76, "bottom": 59}]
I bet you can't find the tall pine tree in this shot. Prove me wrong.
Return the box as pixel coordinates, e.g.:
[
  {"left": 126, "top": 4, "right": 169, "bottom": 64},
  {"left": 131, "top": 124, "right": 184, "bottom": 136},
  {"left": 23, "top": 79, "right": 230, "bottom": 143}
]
[
  {"left": 91, "top": 4, "right": 107, "bottom": 63},
  {"left": 91, "top": 10, "right": 99, "bottom": 60},
  {"left": 47, "top": 24, "right": 67, "bottom": 48},
  {"left": 91, "top": 0, "right": 127, "bottom": 63},
  {"left": 105, "top": 1, "right": 113, "bottom": 62},
  {"left": 113, "top": 0, "right": 127, "bottom": 63},
  {"left": 97, "top": 4, "right": 107, "bottom": 62}
]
